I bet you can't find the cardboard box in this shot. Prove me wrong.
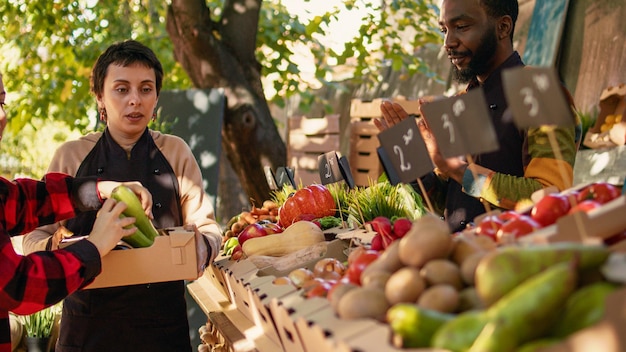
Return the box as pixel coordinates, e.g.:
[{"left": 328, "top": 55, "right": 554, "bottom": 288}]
[
  {"left": 294, "top": 305, "right": 381, "bottom": 352},
  {"left": 222, "top": 259, "right": 259, "bottom": 306},
  {"left": 519, "top": 194, "right": 626, "bottom": 251},
  {"left": 249, "top": 279, "right": 299, "bottom": 348},
  {"left": 584, "top": 83, "right": 626, "bottom": 149},
  {"left": 349, "top": 98, "right": 421, "bottom": 119},
  {"left": 230, "top": 275, "right": 274, "bottom": 323},
  {"left": 83, "top": 227, "right": 197, "bottom": 289},
  {"left": 287, "top": 114, "right": 341, "bottom": 187},
  {"left": 270, "top": 294, "right": 330, "bottom": 352}
]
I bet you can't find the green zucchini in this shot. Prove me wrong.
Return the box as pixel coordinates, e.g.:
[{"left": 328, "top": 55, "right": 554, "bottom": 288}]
[
  {"left": 119, "top": 214, "right": 154, "bottom": 248},
  {"left": 111, "top": 185, "right": 159, "bottom": 242}
]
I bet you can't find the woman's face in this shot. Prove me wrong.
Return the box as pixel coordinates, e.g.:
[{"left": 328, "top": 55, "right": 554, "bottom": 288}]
[
  {"left": 97, "top": 63, "right": 158, "bottom": 139},
  {"left": 0, "top": 75, "right": 7, "bottom": 139}
]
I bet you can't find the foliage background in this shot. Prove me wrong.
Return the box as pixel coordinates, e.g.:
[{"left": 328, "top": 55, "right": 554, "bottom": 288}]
[{"left": 0, "top": 0, "right": 442, "bottom": 178}]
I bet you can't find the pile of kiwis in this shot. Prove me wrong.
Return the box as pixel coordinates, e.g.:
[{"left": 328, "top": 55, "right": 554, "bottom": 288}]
[{"left": 329, "top": 214, "right": 498, "bottom": 321}]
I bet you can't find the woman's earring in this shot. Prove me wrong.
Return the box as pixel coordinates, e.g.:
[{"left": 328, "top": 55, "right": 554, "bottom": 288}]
[
  {"left": 99, "top": 107, "right": 107, "bottom": 122},
  {"left": 152, "top": 111, "right": 157, "bottom": 122}
]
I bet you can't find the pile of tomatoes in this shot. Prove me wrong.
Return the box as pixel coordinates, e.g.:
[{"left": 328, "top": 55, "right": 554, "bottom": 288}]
[{"left": 473, "top": 182, "right": 622, "bottom": 244}]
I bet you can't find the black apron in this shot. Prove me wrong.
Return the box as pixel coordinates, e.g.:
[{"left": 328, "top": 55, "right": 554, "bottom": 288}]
[
  {"left": 56, "top": 128, "right": 192, "bottom": 352},
  {"left": 443, "top": 53, "right": 526, "bottom": 232}
]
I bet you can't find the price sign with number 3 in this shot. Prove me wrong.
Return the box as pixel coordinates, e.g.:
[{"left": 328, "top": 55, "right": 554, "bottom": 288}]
[
  {"left": 420, "top": 89, "right": 499, "bottom": 158},
  {"left": 377, "top": 117, "right": 433, "bottom": 184},
  {"left": 502, "top": 66, "right": 574, "bottom": 128}
]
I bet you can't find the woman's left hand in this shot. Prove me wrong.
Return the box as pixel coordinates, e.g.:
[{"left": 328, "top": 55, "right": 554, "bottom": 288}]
[{"left": 184, "top": 223, "right": 209, "bottom": 279}]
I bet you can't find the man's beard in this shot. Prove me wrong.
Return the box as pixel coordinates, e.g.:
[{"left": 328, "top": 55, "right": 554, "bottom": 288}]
[{"left": 451, "top": 27, "right": 498, "bottom": 84}]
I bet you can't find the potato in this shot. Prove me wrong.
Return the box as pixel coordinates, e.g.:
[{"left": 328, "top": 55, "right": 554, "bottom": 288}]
[
  {"left": 420, "top": 259, "right": 464, "bottom": 290},
  {"left": 460, "top": 251, "right": 487, "bottom": 286},
  {"left": 399, "top": 215, "right": 452, "bottom": 268},
  {"left": 337, "top": 286, "right": 389, "bottom": 321},
  {"left": 361, "top": 270, "right": 392, "bottom": 290},
  {"left": 385, "top": 267, "right": 426, "bottom": 305},
  {"left": 417, "top": 284, "right": 460, "bottom": 314}
]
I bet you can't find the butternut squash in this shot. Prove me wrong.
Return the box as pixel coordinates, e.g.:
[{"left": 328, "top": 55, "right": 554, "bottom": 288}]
[{"left": 242, "top": 221, "right": 324, "bottom": 257}]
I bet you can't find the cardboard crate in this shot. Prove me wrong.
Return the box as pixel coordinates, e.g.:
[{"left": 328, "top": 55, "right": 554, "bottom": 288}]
[
  {"left": 206, "top": 255, "right": 233, "bottom": 299},
  {"left": 584, "top": 83, "right": 626, "bottom": 148},
  {"left": 287, "top": 152, "right": 322, "bottom": 185},
  {"left": 287, "top": 114, "right": 340, "bottom": 186},
  {"left": 519, "top": 194, "right": 626, "bottom": 251},
  {"left": 230, "top": 275, "right": 275, "bottom": 323},
  {"left": 348, "top": 98, "right": 420, "bottom": 187},
  {"left": 294, "top": 305, "right": 381, "bottom": 352},
  {"left": 348, "top": 120, "right": 382, "bottom": 187},
  {"left": 248, "top": 279, "right": 299, "bottom": 348},
  {"left": 349, "top": 98, "right": 421, "bottom": 119},
  {"left": 222, "top": 259, "right": 259, "bottom": 310},
  {"left": 74, "top": 227, "right": 197, "bottom": 289},
  {"left": 270, "top": 295, "right": 330, "bottom": 352},
  {"left": 332, "top": 322, "right": 412, "bottom": 352}
]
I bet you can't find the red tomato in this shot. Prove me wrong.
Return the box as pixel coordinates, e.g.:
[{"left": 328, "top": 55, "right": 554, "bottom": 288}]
[
  {"left": 530, "top": 193, "right": 571, "bottom": 227},
  {"left": 345, "top": 249, "right": 380, "bottom": 285},
  {"left": 577, "top": 182, "right": 620, "bottom": 204},
  {"left": 278, "top": 184, "right": 336, "bottom": 227},
  {"left": 475, "top": 214, "right": 504, "bottom": 241},
  {"left": 496, "top": 215, "right": 541, "bottom": 243},
  {"left": 568, "top": 199, "right": 602, "bottom": 214},
  {"left": 498, "top": 210, "right": 522, "bottom": 223}
]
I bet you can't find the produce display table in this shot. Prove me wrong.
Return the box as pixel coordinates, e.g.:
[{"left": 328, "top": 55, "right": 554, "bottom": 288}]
[
  {"left": 188, "top": 273, "right": 281, "bottom": 351},
  {"left": 189, "top": 193, "right": 626, "bottom": 352}
]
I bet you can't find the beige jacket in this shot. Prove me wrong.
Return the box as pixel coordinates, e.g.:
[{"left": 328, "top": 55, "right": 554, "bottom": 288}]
[{"left": 22, "top": 130, "right": 222, "bottom": 266}]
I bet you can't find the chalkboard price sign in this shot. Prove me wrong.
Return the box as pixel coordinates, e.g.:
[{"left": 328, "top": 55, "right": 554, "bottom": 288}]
[
  {"left": 502, "top": 66, "right": 575, "bottom": 128},
  {"left": 275, "top": 167, "right": 296, "bottom": 189},
  {"left": 377, "top": 117, "right": 433, "bottom": 184},
  {"left": 318, "top": 151, "right": 343, "bottom": 185},
  {"left": 420, "top": 89, "right": 499, "bottom": 158}
]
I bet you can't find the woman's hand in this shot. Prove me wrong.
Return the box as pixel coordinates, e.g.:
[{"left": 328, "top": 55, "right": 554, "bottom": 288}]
[
  {"left": 97, "top": 181, "right": 153, "bottom": 219},
  {"left": 183, "top": 223, "right": 209, "bottom": 279}
]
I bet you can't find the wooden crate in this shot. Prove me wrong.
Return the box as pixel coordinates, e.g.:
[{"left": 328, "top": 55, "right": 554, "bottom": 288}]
[
  {"left": 349, "top": 98, "right": 421, "bottom": 119},
  {"left": 287, "top": 114, "right": 340, "bottom": 186},
  {"left": 348, "top": 98, "right": 420, "bottom": 187}
]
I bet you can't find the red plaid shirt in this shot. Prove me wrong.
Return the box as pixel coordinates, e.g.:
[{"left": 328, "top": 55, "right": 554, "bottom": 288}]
[{"left": 0, "top": 173, "right": 102, "bottom": 351}]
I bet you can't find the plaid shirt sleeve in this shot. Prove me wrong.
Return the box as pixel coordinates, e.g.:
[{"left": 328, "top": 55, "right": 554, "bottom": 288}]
[{"left": 0, "top": 172, "right": 102, "bottom": 346}]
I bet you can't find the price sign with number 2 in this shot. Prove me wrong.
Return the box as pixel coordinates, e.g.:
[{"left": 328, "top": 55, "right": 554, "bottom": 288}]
[{"left": 377, "top": 117, "right": 433, "bottom": 184}]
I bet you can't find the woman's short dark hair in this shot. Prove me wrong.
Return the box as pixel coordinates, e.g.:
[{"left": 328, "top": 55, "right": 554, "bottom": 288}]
[
  {"left": 481, "top": 0, "right": 519, "bottom": 40},
  {"left": 90, "top": 40, "right": 164, "bottom": 97}
]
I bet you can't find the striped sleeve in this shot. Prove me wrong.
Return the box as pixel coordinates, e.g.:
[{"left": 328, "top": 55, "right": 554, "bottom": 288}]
[{"left": 463, "top": 124, "right": 578, "bottom": 209}]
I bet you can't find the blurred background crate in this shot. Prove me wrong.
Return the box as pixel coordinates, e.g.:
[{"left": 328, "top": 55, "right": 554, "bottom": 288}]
[
  {"left": 348, "top": 98, "right": 421, "bottom": 187},
  {"left": 287, "top": 114, "right": 340, "bottom": 186}
]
